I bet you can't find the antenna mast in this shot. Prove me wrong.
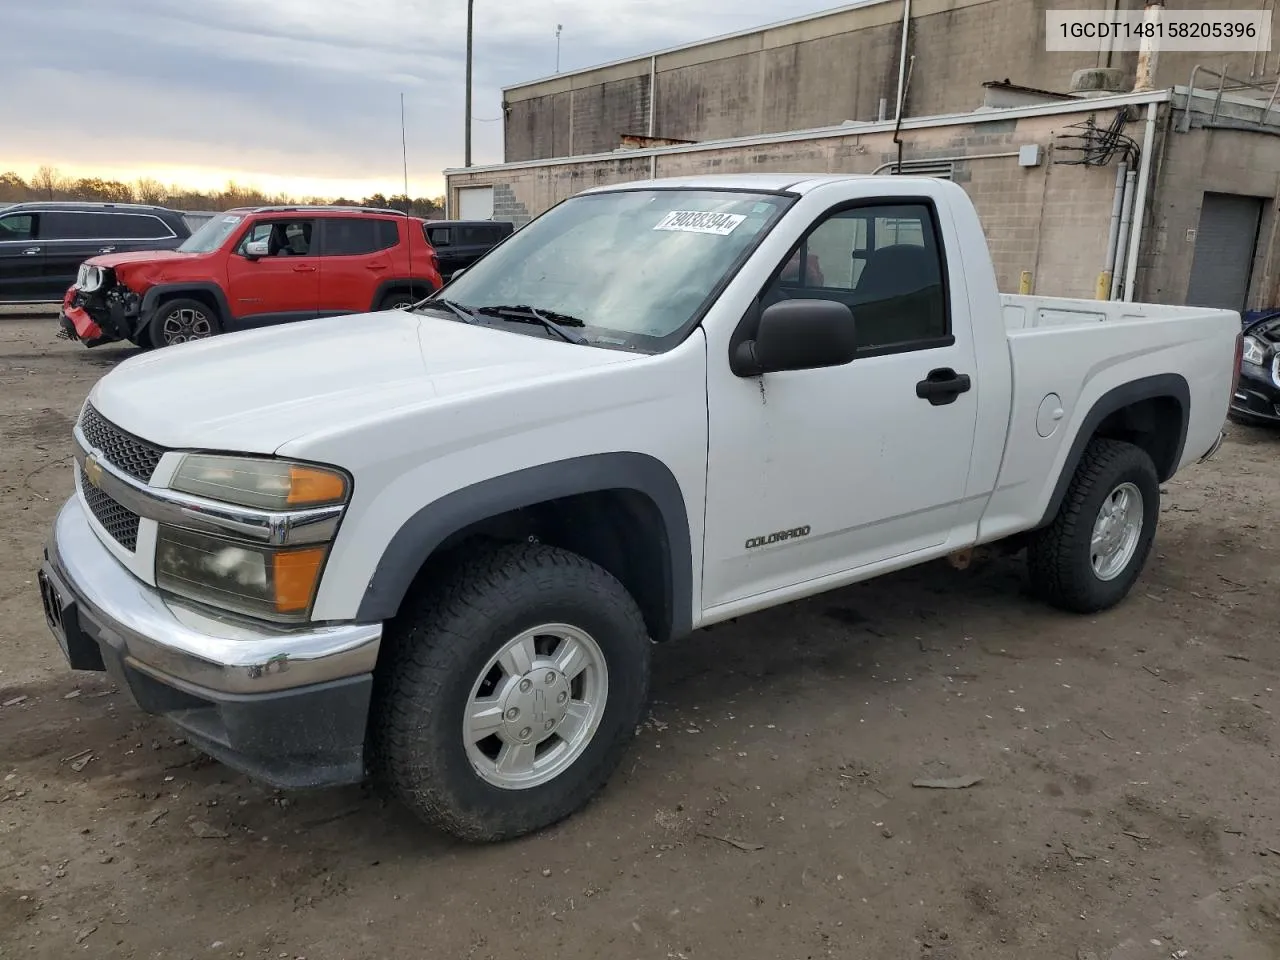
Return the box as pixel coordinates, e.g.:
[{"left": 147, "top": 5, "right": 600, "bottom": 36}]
[{"left": 465, "top": 0, "right": 474, "bottom": 167}]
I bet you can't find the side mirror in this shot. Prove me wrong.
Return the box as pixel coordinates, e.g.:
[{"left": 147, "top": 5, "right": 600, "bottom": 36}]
[
  {"left": 731, "top": 299, "right": 858, "bottom": 377},
  {"left": 242, "top": 238, "right": 270, "bottom": 260}
]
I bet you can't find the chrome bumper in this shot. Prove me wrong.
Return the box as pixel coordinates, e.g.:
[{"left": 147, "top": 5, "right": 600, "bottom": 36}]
[{"left": 41, "top": 496, "right": 381, "bottom": 696}]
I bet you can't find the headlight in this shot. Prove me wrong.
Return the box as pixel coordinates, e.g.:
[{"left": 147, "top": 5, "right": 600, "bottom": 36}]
[
  {"left": 80, "top": 266, "right": 105, "bottom": 293},
  {"left": 1243, "top": 335, "right": 1266, "bottom": 366},
  {"left": 155, "top": 526, "right": 328, "bottom": 623},
  {"left": 170, "top": 454, "right": 349, "bottom": 510},
  {"left": 158, "top": 454, "right": 351, "bottom": 622}
]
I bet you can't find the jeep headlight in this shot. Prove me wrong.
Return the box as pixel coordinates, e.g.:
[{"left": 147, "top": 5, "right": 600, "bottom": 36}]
[
  {"left": 1243, "top": 334, "right": 1266, "bottom": 367},
  {"left": 80, "top": 265, "right": 105, "bottom": 293},
  {"left": 156, "top": 454, "right": 351, "bottom": 622}
]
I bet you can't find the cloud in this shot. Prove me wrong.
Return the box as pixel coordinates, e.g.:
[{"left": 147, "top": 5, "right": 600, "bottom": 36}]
[{"left": 5, "top": 0, "right": 850, "bottom": 197}]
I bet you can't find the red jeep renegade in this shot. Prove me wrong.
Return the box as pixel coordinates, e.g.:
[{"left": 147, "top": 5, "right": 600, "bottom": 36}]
[{"left": 60, "top": 206, "right": 443, "bottom": 349}]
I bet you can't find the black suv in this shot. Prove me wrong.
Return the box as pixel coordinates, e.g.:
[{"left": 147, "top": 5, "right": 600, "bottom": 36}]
[
  {"left": 0, "top": 202, "right": 192, "bottom": 303},
  {"left": 425, "top": 220, "right": 514, "bottom": 282}
]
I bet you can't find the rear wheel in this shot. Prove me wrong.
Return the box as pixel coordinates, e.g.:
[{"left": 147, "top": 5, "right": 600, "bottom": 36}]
[
  {"left": 1027, "top": 437, "right": 1160, "bottom": 613},
  {"left": 147, "top": 298, "right": 222, "bottom": 348},
  {"left": 370, "top": 542, "right": 651, "bottom": 842}
]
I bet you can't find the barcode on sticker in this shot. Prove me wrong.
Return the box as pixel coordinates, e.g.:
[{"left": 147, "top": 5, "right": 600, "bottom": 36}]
[{"left": 653, "top": 211, "right": 747, "bottom": 236}]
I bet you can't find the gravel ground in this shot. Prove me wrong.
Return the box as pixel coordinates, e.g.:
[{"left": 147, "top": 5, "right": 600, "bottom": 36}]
[{"left": 1, "top": 315, "right": 1277, "bottom": 960}]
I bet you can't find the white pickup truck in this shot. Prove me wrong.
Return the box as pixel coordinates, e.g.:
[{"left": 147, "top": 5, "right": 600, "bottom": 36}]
[{"left": 37, "top": 174, "right": 1240, "bottom": 842}]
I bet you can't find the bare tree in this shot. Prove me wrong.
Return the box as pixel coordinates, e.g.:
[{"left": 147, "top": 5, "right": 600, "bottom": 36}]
[{"left": 31, "top": 165, "right": 67, "bottom": 200}]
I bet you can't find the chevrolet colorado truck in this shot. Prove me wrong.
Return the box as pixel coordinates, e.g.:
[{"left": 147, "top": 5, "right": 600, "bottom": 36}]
[{"left": 37, "top": 174, "right": 1239, "bottom": 842}]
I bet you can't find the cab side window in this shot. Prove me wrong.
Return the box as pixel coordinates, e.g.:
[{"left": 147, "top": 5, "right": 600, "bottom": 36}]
[{"left": 761, "top": 203, "right": 948, "bottom": 352}]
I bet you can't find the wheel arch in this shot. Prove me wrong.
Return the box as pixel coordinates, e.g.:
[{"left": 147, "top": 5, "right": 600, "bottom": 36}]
[
  {"left": 370, "top": 277, "right": 438, "bottom": 311},
  {"left": 1036, "top": 373, "right": 1190, "bottom": 529},
  {"left": 356, "top": 452, "right": 694, "bottom": 643},
  {"left": 138, "top": 283, "right": 232, "bottom": 331}
]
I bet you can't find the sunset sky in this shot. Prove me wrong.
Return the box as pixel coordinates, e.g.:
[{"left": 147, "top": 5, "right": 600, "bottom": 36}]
[{"left": 5, "top": 0, "right": 844, "bottom": 200}]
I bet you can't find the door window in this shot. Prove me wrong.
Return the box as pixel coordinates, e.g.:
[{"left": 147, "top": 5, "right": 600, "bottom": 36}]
[
  {"left": 239, "top": 219, "right": 315, "bottom": 256},
  {"left": 0, "top": 214, "right": 35, "bottom": 242},
  {"left": 426, "top": 226, "right": 452, "bottom": 247},
  {"left": 319, "top": 218, "right": 400, "bottom": 256},
  {"left": 38, "top": 211, "right": 173, "bottom": 240},
  {"left": 762, "top": 203, "right": 949, "bottom": 352}
]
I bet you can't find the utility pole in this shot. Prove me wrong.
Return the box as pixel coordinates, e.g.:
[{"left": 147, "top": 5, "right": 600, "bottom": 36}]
[
  {"left": 556, "top": 24, "right": 563, "bottom": 73},
  {"left": 465, "top": 0, "right": 474, "bottom": 167}
]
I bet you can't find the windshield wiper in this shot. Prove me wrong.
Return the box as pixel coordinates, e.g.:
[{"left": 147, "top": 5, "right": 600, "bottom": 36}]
[
  {"left": 416, "top": 297, "right": 480, "bottom": 324},
  {"left": 476, "top": 304, "right": 590, "bottom": 345}
]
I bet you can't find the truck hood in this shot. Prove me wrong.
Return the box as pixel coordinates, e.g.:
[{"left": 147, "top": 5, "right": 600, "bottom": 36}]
[{"left": 87, "top": 311, "right": 638, "bottom": 454}]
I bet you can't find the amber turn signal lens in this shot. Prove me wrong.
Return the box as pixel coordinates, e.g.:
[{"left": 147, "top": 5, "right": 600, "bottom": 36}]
[
  {"left": 287, "top": 465, "right": 348, "bottom": 506},
  {"left": 272, "top": 547, "right": 327, "bottom": 613}
]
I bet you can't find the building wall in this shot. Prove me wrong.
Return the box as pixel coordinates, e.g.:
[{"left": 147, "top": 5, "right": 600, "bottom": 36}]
[
  {"left": 503, "top": 0, "right": 1280, "bottom": 163},
  {"left": 455, "top": 107, "right": 1146, "bottom": 298},
  {"left": 1144, "top": 124, "right": 1280, "bottom": 310}
]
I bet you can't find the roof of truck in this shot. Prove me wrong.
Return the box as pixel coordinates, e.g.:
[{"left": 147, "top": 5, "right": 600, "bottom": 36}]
[{"left": 576, "top": 173, "right": 942, "bottom": 196}]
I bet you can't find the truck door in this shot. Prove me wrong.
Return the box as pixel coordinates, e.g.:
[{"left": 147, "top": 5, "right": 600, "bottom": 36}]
[{"left": 701, "top": 199, "right": 980, "bottom": 610}]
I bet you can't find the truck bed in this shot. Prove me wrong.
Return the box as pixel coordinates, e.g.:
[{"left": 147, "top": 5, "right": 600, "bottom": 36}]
[{"left": 976, "top": 293, "right": 1239, "bottom": 545}]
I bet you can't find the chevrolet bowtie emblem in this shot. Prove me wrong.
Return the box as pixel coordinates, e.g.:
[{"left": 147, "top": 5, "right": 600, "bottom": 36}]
[{"left": 84, "top": 453, "right": 103, "bottom": 489}]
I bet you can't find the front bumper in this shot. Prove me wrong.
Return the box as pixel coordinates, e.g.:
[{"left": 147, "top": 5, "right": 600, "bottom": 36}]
[
  {"left": 1230, "top": 364, "right": 1280, "bottom": 423},
  {"left": 37, "top": 496, "right": 382, "bottom": 788}
]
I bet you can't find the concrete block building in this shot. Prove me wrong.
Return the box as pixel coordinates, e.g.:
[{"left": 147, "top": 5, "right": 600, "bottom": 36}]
[{"left": 445, "top": 0, "right": 1280, "bottom": 310}]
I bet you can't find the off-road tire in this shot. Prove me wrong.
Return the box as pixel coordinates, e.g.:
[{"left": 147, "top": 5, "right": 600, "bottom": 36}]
[
  {"left": 147, "top": 297, "right": 223, "bottom": 348},
  {"left": 369, "top": 542, "right": 652, "bottom": 842},
  {"left": 1027, "top": 437, "right": 1160, "bottom": 614}
]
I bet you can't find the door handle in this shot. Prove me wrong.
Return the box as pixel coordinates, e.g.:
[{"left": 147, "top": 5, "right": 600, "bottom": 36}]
[
  {"left": 98, "top": 246, "right": 115, "bottom": 254},
  {"left": 292, "top": 265, "right": 317, "bottom": 273},
  {"left": 366, "top": 263, "right": 388, "bottom": 272},
  {"left": 22, "top": 247, "right": 40, "bottom": 256},
  {"left": 915, "top": 368, "right": 972, "bottom": 406}
]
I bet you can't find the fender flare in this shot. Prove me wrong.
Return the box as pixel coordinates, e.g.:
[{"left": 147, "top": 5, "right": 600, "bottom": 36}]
[
  {"left": 138, "top": 283, "right": 234, "bottom": 333},
  {"left": 1035, "top": 373, "right": 1190, "bottom": 528},
  {"left": 354, "top": 452, "right": 694, "bottom": 640},
  {"left": 369, "top": 277, "right": 438, "bottom": 311}
]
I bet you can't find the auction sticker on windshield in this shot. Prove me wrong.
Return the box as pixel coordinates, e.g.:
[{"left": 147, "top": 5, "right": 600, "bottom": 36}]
[{"left": 653, "top": 211, "right": 748, "bottom": 236}]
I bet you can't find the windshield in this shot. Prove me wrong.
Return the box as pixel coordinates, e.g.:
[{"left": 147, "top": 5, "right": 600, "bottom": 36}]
[
  {"left": 433, "top": 188, "right": 792, "bottom": 351},
  {"left": 178, "top": 213, "right": 245, "bottom": 253}
]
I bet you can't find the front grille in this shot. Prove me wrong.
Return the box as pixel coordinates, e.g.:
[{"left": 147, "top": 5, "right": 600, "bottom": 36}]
[
  {"left": 80, "top": 467, "right": 140, "bottom": 551},
  {"left": 78, "top": 402, "right": 165, "bottom": 483}
]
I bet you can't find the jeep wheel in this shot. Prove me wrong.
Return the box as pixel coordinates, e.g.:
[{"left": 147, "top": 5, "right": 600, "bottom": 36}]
[
  {"left": 378, "top": 291, "right": 421, "bottom": 312},
  {"left": 1027, "top": 437, "right": 1160, "bottom": 614},
  {"left": 148, "top": 298, "right": 222, "bottom": 348},
  {"left": 371, "top": 542, "right": 651, "bottom": 842}
]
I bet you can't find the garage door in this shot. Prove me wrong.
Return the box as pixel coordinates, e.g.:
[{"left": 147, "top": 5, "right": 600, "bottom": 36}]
[
  {"left": 1185, "top": 193, "right": 1264, "bottom": 312},
  {"left": 457, "top": 186, "right": 494, "bottom": 221}
]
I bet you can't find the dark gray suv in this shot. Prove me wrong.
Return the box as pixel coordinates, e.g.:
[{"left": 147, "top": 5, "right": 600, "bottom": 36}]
[
  {"left": 425, "top": 220, "right": 514, "bottom": 282},
  {"left": 0, "top": 201, "right": 192, "bottom": 303}
]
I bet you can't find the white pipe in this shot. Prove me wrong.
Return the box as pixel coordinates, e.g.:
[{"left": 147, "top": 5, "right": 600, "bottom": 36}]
[
  {"left": 1110, "top": 169, "right": 1136, "bottom": 299},
  {"left": 1122, "top": 101, "right": 1160, "bottom": 301},
  {"left": 1103, "top": 161, "right": 1128, "bottom": 278},
  {"left": 869, "top": 150, "right": 1019, "bottom": 175},
  {"left": 648, "top": 55, "right": 657, "bottom": 137},
  {"left": 895, "top": 0, "right": 911, "bottom": 121}
]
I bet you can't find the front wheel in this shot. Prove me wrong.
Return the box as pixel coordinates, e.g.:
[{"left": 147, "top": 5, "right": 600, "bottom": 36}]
[
  {"left": 147, "top": 298, "right": 222, "bottom": 348},
  {"left": 1027, "top": 437, "right": 1160, "bottom": 614},
  {"left": 370, "top": 542, "right": 652, "bottom": 842}
]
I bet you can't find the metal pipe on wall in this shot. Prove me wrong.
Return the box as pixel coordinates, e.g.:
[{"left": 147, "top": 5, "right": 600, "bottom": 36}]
[
  {"left": 648, "top": 55, "right": 657, "bottom": 137},
  {"left": 1110, "top": 169, "right": 1137, "bottom": 299},
  {"left": 869, "top": 150, "right": 1020, "bottom": 175},
  {"left": 1133, "top": 1, "right": 1164, "bottom": 92},
  {"left": 895, "top": 0, "right": 911, "bottom": 121},
  {"left": 1103, "top": 162, "right": 1128, "bottom": 288},
  {"left": 1122, "top": 101, "right": 1160, "bottom": 301}
]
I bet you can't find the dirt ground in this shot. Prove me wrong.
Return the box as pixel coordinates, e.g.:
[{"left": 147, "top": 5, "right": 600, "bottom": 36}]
[{"left": 1, "top": 314, "right": 1278, "bottom": 960}]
